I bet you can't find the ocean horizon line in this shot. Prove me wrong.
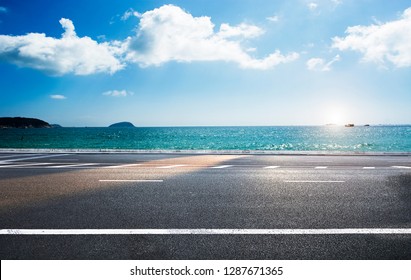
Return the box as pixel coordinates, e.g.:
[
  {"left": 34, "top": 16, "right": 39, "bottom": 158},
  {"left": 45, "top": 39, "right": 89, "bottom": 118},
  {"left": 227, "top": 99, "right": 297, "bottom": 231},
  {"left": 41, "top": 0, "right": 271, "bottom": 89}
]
[{"left": 10, "top": 124, "right": 411, "bottom": 128}]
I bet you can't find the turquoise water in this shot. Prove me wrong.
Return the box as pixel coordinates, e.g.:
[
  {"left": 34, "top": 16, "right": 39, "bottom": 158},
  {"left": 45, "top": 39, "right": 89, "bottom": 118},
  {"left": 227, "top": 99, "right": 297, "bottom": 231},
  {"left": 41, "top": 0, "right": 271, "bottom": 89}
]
[{"left": 0, "top": 126, "right": 410, "bottom": 152}]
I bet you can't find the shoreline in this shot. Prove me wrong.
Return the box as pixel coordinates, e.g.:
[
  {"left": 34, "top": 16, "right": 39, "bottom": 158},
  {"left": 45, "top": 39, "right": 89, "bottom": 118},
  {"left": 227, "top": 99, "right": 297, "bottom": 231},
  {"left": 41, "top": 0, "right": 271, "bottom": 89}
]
[{"left": 0, "top": 148, "right": 410, "bottom": 156}]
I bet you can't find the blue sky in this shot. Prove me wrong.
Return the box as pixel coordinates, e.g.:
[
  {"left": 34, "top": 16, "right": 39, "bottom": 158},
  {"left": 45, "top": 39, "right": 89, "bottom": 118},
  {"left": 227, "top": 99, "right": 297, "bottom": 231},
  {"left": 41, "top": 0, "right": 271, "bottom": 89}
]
[{"left": 0, "top": 0, "right": 410, "bottom": 126}]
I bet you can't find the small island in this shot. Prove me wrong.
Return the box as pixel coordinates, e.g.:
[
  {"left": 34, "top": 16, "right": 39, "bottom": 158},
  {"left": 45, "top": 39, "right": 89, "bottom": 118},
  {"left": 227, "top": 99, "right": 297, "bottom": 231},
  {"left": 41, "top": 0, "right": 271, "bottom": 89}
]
[
  {"left": 0, "top": 117, "right": 51, "bottom": 128},
  {"left": 109, "top": 121, "right": 135, "bottom": 128}
]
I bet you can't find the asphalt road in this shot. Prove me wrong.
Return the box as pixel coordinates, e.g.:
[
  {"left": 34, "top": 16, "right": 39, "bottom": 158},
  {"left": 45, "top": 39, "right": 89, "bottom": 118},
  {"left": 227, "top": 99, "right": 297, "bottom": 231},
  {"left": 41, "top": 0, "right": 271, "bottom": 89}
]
[{"left": 0, "top": 152, "right": 410, "bottom": 259}]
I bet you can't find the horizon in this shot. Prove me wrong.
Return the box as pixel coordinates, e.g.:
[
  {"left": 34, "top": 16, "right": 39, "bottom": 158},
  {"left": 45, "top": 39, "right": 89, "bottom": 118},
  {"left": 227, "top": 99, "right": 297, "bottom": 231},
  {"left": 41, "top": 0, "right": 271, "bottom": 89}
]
[
  {"left": 1, "top": 0, "right": 411, "bottom": 126},
  {"left": 2, "top": 116, "right": 411, "bottom": 128}
]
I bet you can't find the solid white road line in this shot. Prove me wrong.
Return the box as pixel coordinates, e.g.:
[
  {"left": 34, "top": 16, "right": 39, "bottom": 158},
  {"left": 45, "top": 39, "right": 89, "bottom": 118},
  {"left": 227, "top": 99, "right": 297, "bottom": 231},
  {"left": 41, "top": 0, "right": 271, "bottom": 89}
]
[
  {"left": 211, "top": 165, "right": 233, "bottom": 169},
  {"left": 264, "top": 166, "right": 280, "bottom": 169},
  {"left": 315, "top": 166, "right": 328, "bottom": 169},
  {"left": 0, "top": 154, "right": 69, "bottom": 163},
  {"left": 103, "top": 163, "right": 142, "bottom": 169},
  {"left": 48, "top": 163, "right": 98, "bottom": 168},
  {"left": 1, "top": 228, "right": 410, "bottom": 235},
  {"left": 99, "top": 180, "right": 163, "bottom": 183},
  {"left": 392, "top": 166, "right": 411, "bottom": 169},
  {"left": 0, "top": 163, "right": 51, "bottom": 168},
  {"left": 363, "top": 167, "right": 375, "bottom": 169},
  {"left": 284, "top": 180, "right": 345, "bottom": 183},
  {"left": 156, "top": 164, "right": 187, "bottom": 169}
]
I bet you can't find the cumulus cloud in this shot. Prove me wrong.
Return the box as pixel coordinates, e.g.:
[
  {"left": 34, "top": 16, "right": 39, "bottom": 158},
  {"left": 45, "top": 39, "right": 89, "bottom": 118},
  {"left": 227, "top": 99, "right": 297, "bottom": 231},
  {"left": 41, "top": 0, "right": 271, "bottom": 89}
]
[
  {"left": 332, "top": 7, "right": 411, "bottom": 68},
  {"left": 306, "top": 55, "right": 340, "bottom": 71},
  {"left": 0, "top": 5, "right": 299, "bottom": 74},
  {"left": 125, "top": 5, "right": 298, "bottom": 69},
  {"left": 50, "top": 94, "right": 67, "bottom": 100},
  {"left": 0, "top": 18, "right": 125, "bottom": 75},
  {"left": 102, "top": 90, "right": 134, "bottom": 97}
]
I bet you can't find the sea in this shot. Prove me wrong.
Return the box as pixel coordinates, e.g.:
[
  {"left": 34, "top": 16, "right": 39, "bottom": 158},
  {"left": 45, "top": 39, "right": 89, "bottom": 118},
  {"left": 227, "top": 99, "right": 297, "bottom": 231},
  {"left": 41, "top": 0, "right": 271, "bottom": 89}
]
[{"left": 0, "top": 126, "right": 410, "bottom": 152}]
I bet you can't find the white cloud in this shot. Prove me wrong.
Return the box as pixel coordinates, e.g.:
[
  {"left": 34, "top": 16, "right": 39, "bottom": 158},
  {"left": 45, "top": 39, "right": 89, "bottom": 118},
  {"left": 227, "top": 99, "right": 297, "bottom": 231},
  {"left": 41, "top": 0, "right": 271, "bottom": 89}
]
[
  {"left": 331, "top": 0, "right": 342, "bottom": 6},
  {"left": 125, "top": 5, "right": 298, "bottom": 69},
  {"left": 50, "top": 94, "right": 67, "bottom": 100},
  {"left": 102, "top": 90, "right": 134, "bottom": 97},
  {"left": 266, "top": 15, "right": 280, "bottom": 22},
  {"left": 332, "top": 7, "right": 411, "bottom": 68},
  {"left": 308, "top": 2, "right": 318, "bottom": 11},
  {"left": 306, "top": 55, "right": 340, "bottom": 71},
  {"left": 218, "top": 23, "right": 264, "bottom": 39},
  {"left": 121, "top": 8, "right": 141, "bottom": 21},
  {"left": 0, "top": 18, "right": 125, "bottom": 75},
  {"left": 0, "top": 6, "right": 7, "bottom": 13}
]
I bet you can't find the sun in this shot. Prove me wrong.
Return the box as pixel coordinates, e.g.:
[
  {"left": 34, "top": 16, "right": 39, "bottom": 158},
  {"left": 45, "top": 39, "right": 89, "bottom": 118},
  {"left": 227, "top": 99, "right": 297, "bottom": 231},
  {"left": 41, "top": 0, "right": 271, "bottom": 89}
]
[{"left": 325, "top": 107, "right": 345, "bottom": 125}]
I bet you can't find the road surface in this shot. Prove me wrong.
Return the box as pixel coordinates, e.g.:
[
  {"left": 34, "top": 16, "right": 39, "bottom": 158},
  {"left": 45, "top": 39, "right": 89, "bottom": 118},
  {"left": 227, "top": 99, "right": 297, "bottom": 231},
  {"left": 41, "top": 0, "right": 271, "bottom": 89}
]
[{"left": 0, "top": 152, "right": 410, "bottom": 259}]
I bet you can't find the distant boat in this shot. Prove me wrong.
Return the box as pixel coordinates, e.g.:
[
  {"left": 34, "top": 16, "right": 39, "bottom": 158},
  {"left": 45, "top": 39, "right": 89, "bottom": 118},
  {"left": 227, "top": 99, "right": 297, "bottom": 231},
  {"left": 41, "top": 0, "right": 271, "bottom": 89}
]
[
  {"left": 345, "top": 124, "right": 354, "bottom": 127},
  {"left": 364, "top": 124, "right": 370, "bottom": 127}
]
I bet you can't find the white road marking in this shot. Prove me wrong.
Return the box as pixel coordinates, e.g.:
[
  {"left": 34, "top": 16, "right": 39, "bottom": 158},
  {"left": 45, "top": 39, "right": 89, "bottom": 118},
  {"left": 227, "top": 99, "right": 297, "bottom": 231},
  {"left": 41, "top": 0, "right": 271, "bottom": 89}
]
[
  {"left": 284, "top": 180, "right": 345, "bottom": 183},
  {"left": 99, "top": 180, "right": 163, "bottom": 183},
  {"left": 392, "top": 166, "right": 411, "bottom": 169},
  {"left": 315, "top": 166, "right": 328, "bottom": 169},
  {"left": 0, "top": 154, "right": 69, "bottom": 163},
  {"left": 264, "top": 166, "right": 280, "bottom": 169},
  {"left": 103, "top": 163, "right": 142, "bottom": 169},
  {"left": 211, "top": 165, "right": 233, "bottom": 169},
  {"left": 156, "top": 164, "right": 187, "bottom": 169},
  {"left": 0, "top": 162, "right": 51, "bottom": 168},
  {"left": 1, "top": 228, "right": 410, "bottom": 235},
  {"left": 363, "top": 167, "right": 375, "bottom": 169},
  {"left": 48, "top": 163, "right": 98, "bottom": 168},
  {"left": 0, "top": 154, "right": 40, "bottom": 159}
]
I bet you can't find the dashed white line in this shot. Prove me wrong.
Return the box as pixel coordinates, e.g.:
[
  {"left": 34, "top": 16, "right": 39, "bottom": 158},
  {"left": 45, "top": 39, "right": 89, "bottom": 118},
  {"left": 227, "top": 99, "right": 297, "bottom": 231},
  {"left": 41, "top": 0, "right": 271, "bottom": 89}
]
[
  {"left": 392, "top": 166, "right": 411, "bottom": 169},
  {"left": 284, "top": 180, "right": 345, "bottom": 183},
  {"left": 103, "top": 163, "right": 142, "bottom": 169},
  {"left": 99, "top": 180, "right": 163, "bottom": 183},
  {"left": 0, "top": 162, "right": 51, "bottom": 168},
  {"left": 264, "top": 166, "right": 280, "bottom": 169},
  {"left": 48, "top": 163, "right": 98, "bottom": 168},
  {"left": 363, "top": 167, "right": 375, "bottom": 169},
  {"left": 211, "top": 165, "right": 233, "bottom": 169},
  {"left": 156, "top": 164, "right": 187, "bottom": 169},
  {"left": 0, "top": 154, "right": 40, "bottom": 159},
  {"left": 315, "top": 166, "right": 328, "bottom": 169},
  {"left": 0, "top": 154, "right": 69, "bottom": 163},
  {"left": 1, "top": 228, "right": 410, "bottom": 235}
]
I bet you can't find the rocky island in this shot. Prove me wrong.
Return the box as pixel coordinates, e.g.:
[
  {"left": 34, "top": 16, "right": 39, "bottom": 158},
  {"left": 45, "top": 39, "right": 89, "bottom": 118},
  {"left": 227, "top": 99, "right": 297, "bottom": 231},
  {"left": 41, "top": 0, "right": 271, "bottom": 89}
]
[
  {"left": 108, "top": 121, "right": 135, "bottom": 128},
  {"left": 0, "top": 117, "right": 51, "bottom": 128}
]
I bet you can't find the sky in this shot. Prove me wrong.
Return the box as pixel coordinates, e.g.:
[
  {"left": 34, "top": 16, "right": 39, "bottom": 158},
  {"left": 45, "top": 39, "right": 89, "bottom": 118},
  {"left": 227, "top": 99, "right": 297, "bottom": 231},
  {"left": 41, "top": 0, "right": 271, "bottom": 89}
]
[{"left": 0, "top": 0, "right": 410, "bottom": 127}]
